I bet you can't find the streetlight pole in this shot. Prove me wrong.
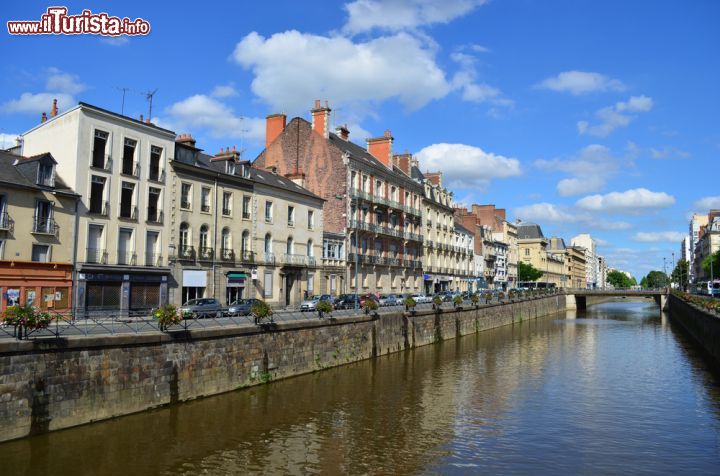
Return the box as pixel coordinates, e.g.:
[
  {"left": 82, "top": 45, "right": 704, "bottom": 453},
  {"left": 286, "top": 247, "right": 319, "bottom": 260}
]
[
  {"left": 663, "top": 257, "right": 667, "bottom": 289},
  {"left": 671, "top": 252, "right": 675, "bottom": 289}
]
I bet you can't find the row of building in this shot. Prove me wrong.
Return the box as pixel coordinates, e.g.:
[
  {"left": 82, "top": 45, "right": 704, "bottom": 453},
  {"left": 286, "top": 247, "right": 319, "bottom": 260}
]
[
  {"left": 0, "top": 99, "right": 610, "bottom": 315},
  {"left": 686, "top": 210, "right": 720, "bottom": 283}
]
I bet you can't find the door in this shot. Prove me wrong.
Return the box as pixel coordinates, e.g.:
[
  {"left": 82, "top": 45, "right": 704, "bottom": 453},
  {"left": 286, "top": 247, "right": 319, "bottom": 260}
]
[
  {"left": 285, "top": 274, "right": 294, "bottom": 306},
  {"left": 226, "top": 287, "right": 242, "bottom": 305},
  {"left": 145, "top": 231, "right": 158, "bottom": 266},
  {"left": 87, "top": 225, "right": 103, "bottom": 262}
]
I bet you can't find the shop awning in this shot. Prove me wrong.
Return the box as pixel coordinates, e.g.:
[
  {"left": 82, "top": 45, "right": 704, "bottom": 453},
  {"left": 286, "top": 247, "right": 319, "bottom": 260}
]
[{"left": 226, "top": 272, "right": 247, "bottom": 279}]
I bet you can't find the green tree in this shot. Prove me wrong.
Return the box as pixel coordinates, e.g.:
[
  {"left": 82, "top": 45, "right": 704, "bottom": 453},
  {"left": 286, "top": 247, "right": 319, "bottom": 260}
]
[
  {"left": 640, "top": 276, "right": 648, "bottom": 288},
  {"left": 607, "top": 270, "right": 635, "bottom": 288},
  {"left": 518, "top": 262, "right": 543, "bottom": 282},
  {"left": 702, "top": 250, "right": 720, "bottom": 277},
  {"left": 671, "top": 259, "right": 690, "bottom": 289},
  {"left": 642, "top": 270, "right": 668, "bottom": 288}
]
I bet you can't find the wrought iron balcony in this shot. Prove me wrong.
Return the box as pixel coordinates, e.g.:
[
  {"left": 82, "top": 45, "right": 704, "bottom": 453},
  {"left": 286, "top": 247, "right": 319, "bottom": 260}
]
[
  {"left": 282, "top": 254, "right": 307, "bottom": 266},
  {"left": 198, "top": 246, "right": 214, "bottom": 261},
  {"left": 178, "top": 245, "right": 196, "bottom": 260},
  {"left": 220, "top": 248, "right": 235, "bottom": 262},
  {"left": 32, "top": 216, "right": 59, "bottom": 236},
  {"left": 201, "top": 204, "right": 211, "bottom": 213},
  {"left": 262, "top": 252, "right": 276, "bottom": 264},
  {"left": 116, "top": 251, "right": 137, "bottom": 266},
  {"left": 0, "top": 211, "right": 13, "bottom": 232},
  {"left": 239, "top": 250, "right": 255, "bottom": 263},
  {"left": 86, "top": 248, "right": 107, "bottom": 264},
  {"left": 145, "top": 253, "right": 162, "bottom": 266}
]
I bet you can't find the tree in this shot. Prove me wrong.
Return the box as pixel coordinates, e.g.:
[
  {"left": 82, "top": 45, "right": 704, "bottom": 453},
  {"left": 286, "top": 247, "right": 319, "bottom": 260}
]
[
  {"left": 671, "top": 259, "right": 690, "bottom": 289},
  {"left": 642, "top": 270, "right": 668, "bottom": 288},
  {"left": 607, "top": 270, "right": 635, "bottom": 288},
  {"left": 702, "top": 250, "right": 720, "bottom": 277},
  {"left": 640, "top": 276, "right": 648, "bottom": 288},
  {"left": 518, "top": 262, "right": 543, "bottom": 282}
]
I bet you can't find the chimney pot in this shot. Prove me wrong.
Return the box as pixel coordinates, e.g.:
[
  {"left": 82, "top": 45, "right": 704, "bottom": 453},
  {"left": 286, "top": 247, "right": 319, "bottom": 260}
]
[
  {"left": 50, "top": 98, "right": 58, "bottom": 117},
  {"left": 265, "top": 113, "right": 287, "bottom": 147},
  {"left": 41, "top": 112, "right": 47, "bottom": 123},
  {"left": 139, "top": 114, "right": 144, "bottom": 122},
  {"left": 232, "top": 145, "right": 236, "bottom": 152},
  {"left": 314, "top": 99, "right": 321, "bottom": 109},
  {"left": 311, "top": 99, "right": 331, "bottom": 138}
]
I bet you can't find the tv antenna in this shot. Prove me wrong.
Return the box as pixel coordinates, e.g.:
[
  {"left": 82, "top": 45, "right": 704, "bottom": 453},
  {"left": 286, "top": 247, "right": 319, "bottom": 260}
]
[
  {"left": 116, "top": 86, "right": 131, "bottom": 115},
  {"left": 144, "top": 88, "right": 158, "bottom": 121}
]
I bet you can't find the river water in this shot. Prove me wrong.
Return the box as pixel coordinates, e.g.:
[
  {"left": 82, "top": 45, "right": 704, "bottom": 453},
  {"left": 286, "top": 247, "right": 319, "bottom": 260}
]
[{"left": 3, "top": 301, "right": 720, "bottom": 475}]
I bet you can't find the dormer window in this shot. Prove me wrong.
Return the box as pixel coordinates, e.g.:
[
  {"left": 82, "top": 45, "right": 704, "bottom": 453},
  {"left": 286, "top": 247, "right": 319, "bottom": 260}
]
[
  {"left": 37, "top": 163, "right": 54, "bottom": 187},
  {"left": 226, "top": 161, "right": 236, "bottom": 175}
]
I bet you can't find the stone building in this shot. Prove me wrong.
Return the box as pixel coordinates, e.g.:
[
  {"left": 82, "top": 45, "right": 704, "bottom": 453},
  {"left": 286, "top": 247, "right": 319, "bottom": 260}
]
[
  {"left": 21, "top": 101, "right": 174, "bottom": 314},
  {"left": 0, "top": 150, "right": 80, "bottom": 312},
  {"left": 571, "top": 233, "right": 598, "bottom": 289},
  {"left": 255, "top": 101, "right": 424, "bottom": 296},
  {"left": 517, "top": 223, "right": 565, "bottom": 288}
]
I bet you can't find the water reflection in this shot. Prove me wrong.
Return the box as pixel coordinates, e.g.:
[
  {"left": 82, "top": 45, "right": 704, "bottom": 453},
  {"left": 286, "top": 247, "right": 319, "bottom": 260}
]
[{"left": 2, "top": 302, "right": 720, "bottom": 475}]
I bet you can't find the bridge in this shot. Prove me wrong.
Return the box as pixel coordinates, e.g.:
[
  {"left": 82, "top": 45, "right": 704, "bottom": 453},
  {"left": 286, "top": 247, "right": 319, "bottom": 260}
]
[{"left": 565, "top": 289, "right": 668, "bottom": 311}]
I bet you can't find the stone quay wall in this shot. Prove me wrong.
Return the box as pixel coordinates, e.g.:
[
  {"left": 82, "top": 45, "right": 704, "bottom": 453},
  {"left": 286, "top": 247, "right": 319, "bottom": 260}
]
[
  {"left": 668, "top": 294, "right": 720, "bottom": 366},
  {"left": 0, "top": 294, "right": 568, "bottom": 443}
]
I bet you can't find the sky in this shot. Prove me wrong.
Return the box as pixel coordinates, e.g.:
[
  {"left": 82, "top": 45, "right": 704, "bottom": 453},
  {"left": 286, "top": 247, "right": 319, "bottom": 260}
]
[{"left": 1, "top": 0, "right": 719, "bottom": 279}]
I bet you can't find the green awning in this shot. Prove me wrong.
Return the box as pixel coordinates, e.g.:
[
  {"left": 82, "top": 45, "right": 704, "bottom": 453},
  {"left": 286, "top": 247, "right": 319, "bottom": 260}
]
[{"left": 227, "top": 272, "right": 247, "bottom": 279}]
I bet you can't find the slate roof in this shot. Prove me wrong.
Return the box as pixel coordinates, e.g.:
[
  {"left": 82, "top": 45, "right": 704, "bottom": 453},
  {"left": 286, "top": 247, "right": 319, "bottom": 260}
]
[
  {"left": 548, "top": 237, "right": 567, "bottom": 250},
  {"left": 454, "top": 222, "right": 473, "bottom": 236},
  {"left": 410, "top": 165, "right": 425, "bottom": 182},
  {"left": 0, "top": 149, "right": 77, "bottom": 196},
  {"left": 517, "top": 223, "right": 544, "bottom": 239}
]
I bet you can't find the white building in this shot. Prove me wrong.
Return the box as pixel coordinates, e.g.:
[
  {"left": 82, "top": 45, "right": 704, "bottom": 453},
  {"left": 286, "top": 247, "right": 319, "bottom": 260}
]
[
  {"left": 571, "top": 233, "right": 598, "bottom": 289},
  {"left": 689, "top": 214, "right": 708, "bottom": 283}
]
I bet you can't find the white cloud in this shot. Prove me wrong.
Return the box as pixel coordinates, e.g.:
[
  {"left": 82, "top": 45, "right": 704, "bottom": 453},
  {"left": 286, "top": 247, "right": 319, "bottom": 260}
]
[
  {"left": 536, "top": 71, "right": 625, "bottom": 95},
  {"left": 556, "top": 176, "right": 605, "bottom": 196},
  {"left": 342, "top": 0, "right": 486, "bottom": 35},
  {"left": 2, "top": 92, "right": 75, "bottom": 115},
  {"left": 100, "top": 36, "right": 129, "bottom": 46},
  {"left": 470, "top": 44, "right": 490, "bottom": 53},
  {"left": 534, "top": 144, "right": 620, "bottom": 197},
  {"left": 577, "top": 95, "right": 654, "bottom": 137},
  {"left": 450, "top": 51, "right": 509, "bottom": 108},
  {"left": 232, "top": 30, "right": 451, "bottom": 114},
  {"left": 0, "top": 133, "right": 19, "bottom": 149},
  {"left": 45, "top": 68, "right": 86, "bottom": 95},
  {"left": 211, "top": 84, "right": 239, "bottom": 98},
  {"left": 514, "top": 202, "right": 580, "bottom": 223},
  {"left": 648, "top": 146, "right": 690, "bottom": 160},
  {"left": 694, "top": 196, "right": 720, "bottom": 210},
  {"left": 163, "top": 94, "right": 265, "bottom": 143},
  {"left": 576, "top": 188, "right": 675, "bottom": 214},
  {"left": 415, "top": 142, "right": 521, "bottom": 189},
  {"left": 632, "top": 231, "right": 687, "bottom": 243}
]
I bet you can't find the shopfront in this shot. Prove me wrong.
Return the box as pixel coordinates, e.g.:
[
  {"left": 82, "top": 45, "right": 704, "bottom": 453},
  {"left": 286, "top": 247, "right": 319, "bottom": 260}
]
[
  {"left": 225, "top": 271, "right": 247, "bottom": 304},
  {"left": 0, "top": 261, "right": 73, "bottom": 313},
  {"left": 77, "top": 266, "right": 169, "bottom": 316}
]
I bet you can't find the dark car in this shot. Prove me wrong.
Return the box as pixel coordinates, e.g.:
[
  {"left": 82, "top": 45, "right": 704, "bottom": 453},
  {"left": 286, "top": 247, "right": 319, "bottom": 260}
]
[
  {"left": 180, "top": 298, "right": 223, "bottom": 318},
  {"left": 335, "top": 294, "right": 361, "bottom": 310},
  {"left": 227, "top": 298, "right": 263, "bottom": 316}
]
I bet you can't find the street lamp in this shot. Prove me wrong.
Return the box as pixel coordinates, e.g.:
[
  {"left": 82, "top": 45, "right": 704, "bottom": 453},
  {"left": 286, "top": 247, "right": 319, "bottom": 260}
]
[
  {"left": 663, "top": 257, "right": 667, "bottom": 289},
  {"left": 671, "top": 252, "right": 675, "bottom": 289}
]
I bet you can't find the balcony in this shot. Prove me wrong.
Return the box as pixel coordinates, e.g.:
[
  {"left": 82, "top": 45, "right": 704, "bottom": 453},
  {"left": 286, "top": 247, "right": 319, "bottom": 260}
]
[
  {"left": 177, "top": 246, "right": 195, "bottom": 261},
  {"left": 242, "top": 211, "right": 251, "bottom": 219},
  {"left": 0, "top": 211, "right": 13, "bottom": 232},
  {"left": 222, "top": 208, "right": 231, "bottom": 216},
  {"left": 198, "top": 246, "right": 214, "bottom": 261},
  {"left": 201, "top": 204, "right": 211, "bottom": 213},
  {"left": 116, "top": 251, "right": 137, "bottom": 266},
  {"left": 119, "top": 204, "right": 138, "bottom": 220},
  {"left": 239, "top": 250, "right": 255, "bottom": 263},
  {"left": 147, "top": 209, "right": 164, "bottom": 225},
  {"left": 282, "top": 254, "right": 307, "bottom": 266},
  {"left": 86, "top": 248, "right": 107, "bottom": 264},
  {"left": 32, "top": 216, "right": 59, "bottom": 236},
  {"left": 180, "top": 200, "right": 191, "bottom": 210},
  {"left": 220, "top": 248, "right": 235, "bottom": 262},
  {"left": 145, "top": 253, "right": 162, "bottom": 266},
  {"left": 89, "top": 201, "right": 110, "bottom": 217},
  {"left": 262, "top": 252, "right": 276, "bottom": 264},
  {"left": 387, "top": 257, "right": 401, "bottom": 266}
]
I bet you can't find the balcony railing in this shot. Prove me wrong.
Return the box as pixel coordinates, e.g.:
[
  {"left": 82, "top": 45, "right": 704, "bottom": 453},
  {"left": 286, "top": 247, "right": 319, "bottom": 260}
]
[
  {"left": 262, "top": 252, "right": 276, "bottom": 264},
  {"left": 239, "top": 250, "right": 255, "bottom": 263},
  {"left": 178, "top": 246, "right": 195, "bottom": 260},
  {"left": 91, "top": 154, "right": 112, "bottom": 171},
  {"left": 201, "top": 204, "right": 211, "bottom": 213},
  {"left": 145, "top": 253, "right": 163, "bottom": 266},
  {"left": 147, "top": 209, "right": 163, "bottom": 224},
  {"left": 222, "top": 208, "right": 231, "bottom": 216},
  {"left": 116, "top": 251, "right": 137, "bottom": 266},
  {"left": 0, "top": 211, "right": 13, "bottom": 232},
  {"left": 242, "top": 211, "right": 251, "bottom": 219},
  {"left": 119, "top": 204, "right": 137, "bottom": 220},
  {"left": 282, "top": 254, "right": 307, "bottom": 266},
  {"left": 220, "top": 248, "right": 235, "bottom": 262},
  {"left": 148, "top": 168, "right": 164, "bottom": 182},
  {"left": 198, "top": 246, "right": 214, "bottom": 261},
  {"left": 32, "top": 216, "right": 59, "bottom": 236},
  {"left": 180, "top": 200, "right": 191, "bottom": 210},
  {"left": 86, "top": 248, "right": 107, "bottom": 264}
]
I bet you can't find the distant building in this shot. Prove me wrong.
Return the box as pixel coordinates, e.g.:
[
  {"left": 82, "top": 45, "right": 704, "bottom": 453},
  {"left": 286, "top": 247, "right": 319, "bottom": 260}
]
[
  {"left": 689, "top": 213, "right": 709, "bottom": 283},
  {"left": 517, "top": 224, "right": 565, "bottom": 288},
  {"left": 570, "top": 233, "right": 598, "bottom": 289}
]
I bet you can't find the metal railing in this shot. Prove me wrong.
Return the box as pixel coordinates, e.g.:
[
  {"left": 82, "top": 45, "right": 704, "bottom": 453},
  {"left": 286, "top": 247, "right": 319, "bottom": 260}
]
[
  {"left": 86, "top": 248, "right": 108, "bottom": 264},
  {"left": 32, "top": 216, "right": 59, "bottom": 236},
  {"left": 177, "top": 246, "right": 195, "bottom": 260},
  {"left": 0, "top": 211, "right": 13, "bottom": 231},
  {"left": 198, "top": 246, "right": 214, "bottom": 261},
  {"left": 145, "top": 253, "right": 162, "bottom": 266},
  {"left": 147, "top": 209, "right": 163, "bottom": 224},
  {"left": 116, "top": 251, "right": 137, "bottom": 266},
  {"left": 220, "top": 248, "right": 235, "bottom": 262}
]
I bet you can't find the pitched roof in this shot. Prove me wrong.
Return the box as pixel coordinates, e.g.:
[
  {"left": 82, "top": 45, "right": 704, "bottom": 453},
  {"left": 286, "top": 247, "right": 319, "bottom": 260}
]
[
  {"left": 517, "top": 223, "right": 544, "bottom": 239},
  {"left": 0, "top": 150, "right": 77, "bottom": 195},
  {"left": 454, "top": 222, "right": 473, "bottom": 235}
]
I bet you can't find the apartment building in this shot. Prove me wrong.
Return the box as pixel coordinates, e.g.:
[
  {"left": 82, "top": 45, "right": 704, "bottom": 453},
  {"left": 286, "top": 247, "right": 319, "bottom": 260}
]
[
  {"left": 518, "top": 224, "right": 565, "bottom": 288},
  {"left": 689, "top": 213, "right": 710, "bottom": 283},
  {"left": 453, "top": 223, "right": 475, "bottom": 292},
  {"left": 566, "top": 246, "right": 588, "bottom": 289},
  {"left": 255, "top": 101, "right": 424, "bottom": 297},
  {"left": 693, "top": 211, "right": 720, "bottom": 282},
  {"left": 0, "top": 150, "right": 80, "bottom": 312},
  {"left": 21, "top": 101, "right": 174, "bottom": 314},
  {"left": 570, "top": 233, "right": 598, "bottom": 289}
]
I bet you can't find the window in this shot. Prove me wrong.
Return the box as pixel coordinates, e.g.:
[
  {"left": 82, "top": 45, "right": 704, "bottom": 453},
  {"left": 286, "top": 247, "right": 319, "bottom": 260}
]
[
  {"left": 149, "top": 146, "right": 162, "bottom": 181},
  {"left": 145, "top": 231, "right": 159, "bottom": 266},
  {"left": 308, "top": 210, "right": 315, "bottom": 229},
  {"left": 199, "top": 225, "right": 209, "bottom": 251},
  {"left": 221, "top": 227, "right": 231, "bottom": 253},
  {"left": 525, "top": 248, "right": 529, "bottom": 256},
  {"left": 180, "top": 183, "right": 192, "bottom": 209},
  {"left": 179, "top": 223, "right": 190, "bottom": 252},
  {"left": 0, "top": 195, "right": 6, "bottom": 229},
  {"left": 0, "top": 239, "right": 4, "bottom": 259},
  {"left": 323, "top": 239, "right": 344, "bottom": 259},
  {"left": 92, "top": 130, "right": 108, "bottom": 168},
  {"left": 226, "top": 161, "right": 235, "bottom": 175},
  {"left": 89, "top": 175, "right": 106, "bottom": 214},
  {"left": 265, "top": 201, "right": 273, "bottom": 222},
  {"left": 122, "top": 138, "right": 137, "bottom": 176},
  {"left": 264, "top": 271, "right": 273, "bottom": 298},
  {"left": 307, "top": 239, "right": 314, "bottom": 257},
  {"left": 87, "top": 224, "right": 104, "bottom": 263},
  {"left": 222, "top": 191, "right": 232, "bottom": 216},
  {"left": 362, "top": 175, "right": 368, "bottom": 192},
  {"left": 241, "top": 230, "right": 250, "bottom": 256},
  {"left": 242, "top": 196, "right": 251, "bottom": 219},
  {"left": 375, "top": 180, "right": 383, "bottom": 197},
  {"left": 201, "top": 187, "right": 211, "bottom": 213},
  {"left": 307, "top": 273, "right": 314, "bottom": 293},
  {"left": 117, "top": 228, "right": 134, "bottom": 265},
  {"left": 120, "top": 182, "right": 135, "bottom": 219},
  {"left": 37, "top": 163, "right": 54, "bottom": 186},
  {"left": 351, "top": 171, "right": 357, "bottom": 189},
  {"left": 148, "top": 187, "right": 161, "bottom": 222},
  {"left": 34, "top": 200, "right": 53, "bottom": 233},
  {"left": 287, "top": 206, "right": 295, "bottom": 226},
  {"left": 286, "top": 237, "right": 294, "bottom": 254},
  {"left": 390, "top": 186, "right": 397, "bottom": 201},
  {"left": 31, "top": 244, "right": 50, "bottom": 262},
  {"left": 264, "top": 233, "right": 272, "bottom": 254}
]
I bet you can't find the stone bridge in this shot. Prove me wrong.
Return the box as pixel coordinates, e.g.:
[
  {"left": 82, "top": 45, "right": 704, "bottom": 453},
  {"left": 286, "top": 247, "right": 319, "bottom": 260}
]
[{"left": 565, "top": 289, "right": 669, "bottom": 311}]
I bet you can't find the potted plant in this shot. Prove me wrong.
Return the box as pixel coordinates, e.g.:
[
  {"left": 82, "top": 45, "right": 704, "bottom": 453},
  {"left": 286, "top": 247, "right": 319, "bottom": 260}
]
[
  {"left": 1, "top": 305, "right": 53, "bottom": 339},
  {"left": 432, "top": 295, "right": 443, "bottom": 310},
  {"left": 453, "top": 294, "right": 463, "bottom": 310},
  {"left": 363, "top": 298, "right": 379, "bottom": 316},
  {"left": 497, "top": 291, "right": 505, "bottom": 301},
  {"left": 316, "top": 300, "right": 333, "bottom": 319},
  {"left": 404, "top": 296, "right": 417, "bottom": 313},
  {"left": 250, "top": 300, "right": 273, "bottom": 325},
  {"left": 484, "top": 292, "right": 493, "bottom": 304},
  {"left": 470, "top": 293, "right": 480, "bottom": 308},
  {"left": 153, "top": 304, "right": 181, "bottom": 331}
]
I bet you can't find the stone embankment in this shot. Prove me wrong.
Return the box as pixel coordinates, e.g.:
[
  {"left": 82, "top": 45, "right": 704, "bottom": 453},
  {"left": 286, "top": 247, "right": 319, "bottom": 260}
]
[
  {"left": 668, "top": 293, "right": 720, "bottom": 365},
  {"left": 0, "top": 294, "right": 568, "bottom": 442}
]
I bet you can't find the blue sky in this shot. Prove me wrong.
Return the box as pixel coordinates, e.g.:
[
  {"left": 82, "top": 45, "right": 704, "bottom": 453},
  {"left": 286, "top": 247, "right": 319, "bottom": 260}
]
[{"left": 1, "top": 0, "right": 718, "bottom": 279}]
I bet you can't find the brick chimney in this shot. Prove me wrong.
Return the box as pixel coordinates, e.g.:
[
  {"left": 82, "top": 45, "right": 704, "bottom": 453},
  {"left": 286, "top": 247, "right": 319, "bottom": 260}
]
[
  {"left": 286, "top": 172, "right": 306, "bottom": 187},
  {"left": 176, "top": 133, "right": 197, "bottom": 148},
  {"left": 41, "top": 112, "right": 47, "bottom": 123},
  {"left": 50, "top": 98, "right": 58, "bottom": 118},
  {"left": 425, "top": 171, "right": 442, "bottom": 187},
  {"left": 311, "top": 100, "right": 331, "bottom": 138},
  {"left": 335, "top": 124, "right": 350, "bottom": 141},
  {"left": 367, "top": 130, "right": 393, "bottom": 168},
  {"left": 211, "top": 145, "right": 240, "bottom": 161},
  {"left": 393, "top": 152, "right": 412, "bottom": 175},
  {"left": 266, "top": 113, "right": 286, "bottom": 147}
]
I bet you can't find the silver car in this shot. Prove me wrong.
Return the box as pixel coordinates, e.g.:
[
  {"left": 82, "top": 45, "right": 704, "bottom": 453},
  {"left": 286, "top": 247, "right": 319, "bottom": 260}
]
[
  {"left": 180, "top": 298, "right": 223, "bottom": 318},
  {"left": 300, "top": 294, "right": 332, "bottom": 312}
]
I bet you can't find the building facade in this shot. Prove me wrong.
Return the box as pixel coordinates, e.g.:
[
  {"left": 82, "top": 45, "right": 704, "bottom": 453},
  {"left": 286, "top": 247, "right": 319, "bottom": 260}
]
[
  {"left": 0, "top": 150, "right": 79, "bottom": 312},
  {"left": 571, "top": 233, "right": 598, "bottom": 289},
  {"left": 689, "top": 213, "right": 710, "bottom": 283}
]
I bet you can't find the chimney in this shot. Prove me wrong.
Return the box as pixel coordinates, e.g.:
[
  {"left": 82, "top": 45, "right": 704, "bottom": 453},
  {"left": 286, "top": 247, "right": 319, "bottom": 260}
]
[
  {"left": 176, "top": 133, "right": 197, "bottom": 148},
  {"left": 335, "top": 124, "right": 350, "bottom": 141},
  {"left": 393, "top": 152, "right": 412, "bottom": 175},
  {"left": 267, "top": 166, "right": 278, "bottom": 175},
  {"left": 311, "top": 99, "right": 331, "bottom": 138},
  {"left": 41, "top": 112, "right": 47, "bottom": 123},
  {"left": 285, "top": 172, "right": 306, "bottom": 188},
  {"left": 367, "top": 130, "right": 393, "bottom": 168},
  {"left": 211, "top": 145, "right": 240, "bottom": 161},
  {"left": 266, "top": 113, "right": 286, "bottom": 147},
  {"left": 425, "top": 171, "right": 442, "bottom": 187},
  {"left": 139, "top": 114, "right": 144, "bottom": 122},
  {"left": 50, "top": 98, "right": 58, "bottom": 118}
]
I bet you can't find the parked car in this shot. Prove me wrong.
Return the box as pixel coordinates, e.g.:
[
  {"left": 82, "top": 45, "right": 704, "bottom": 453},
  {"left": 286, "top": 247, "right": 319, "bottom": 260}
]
[
  {"left": 180, "top": 298, "right": 223, "bottom": 318},
  {"left": 227, "top": 298, "right": 263, "bottom": 316},
  {"left": 382, "top": 294, "right": 402, "bottom": 306},
  {"left": 360, "top": 294, "right": 379, "bottom": 307},
  {"left": 300, "top": 294, "right": 332, "bottom": 312},
  {"left": 411, "top": 293, "right": 432, "bottom": 304},
  {"left": 335, "top": 294, "right": 361, "bottom": 309}
]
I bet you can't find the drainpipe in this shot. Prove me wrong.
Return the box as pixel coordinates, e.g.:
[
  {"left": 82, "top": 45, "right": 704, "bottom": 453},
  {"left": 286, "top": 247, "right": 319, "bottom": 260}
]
[
  {"left": 213, "top": 175, "right": 219, "bottom": 301},
  {"left": 71, "top": 196, "right": 80, "bottom": 319}
]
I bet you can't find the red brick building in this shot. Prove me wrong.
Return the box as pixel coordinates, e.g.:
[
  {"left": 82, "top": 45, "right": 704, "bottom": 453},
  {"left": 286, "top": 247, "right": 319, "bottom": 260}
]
[{"left": 255, "top": 100, "right": 425, "bottom": 295}]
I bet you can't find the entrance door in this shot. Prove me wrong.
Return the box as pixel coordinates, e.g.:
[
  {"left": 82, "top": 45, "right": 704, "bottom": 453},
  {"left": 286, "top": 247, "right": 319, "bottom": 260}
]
[
  {"left": 226, "top": 287, "right": 242, "bottom": 304},
  {"left": 285, "top": 274, "right": 294, "bottom": 306}
]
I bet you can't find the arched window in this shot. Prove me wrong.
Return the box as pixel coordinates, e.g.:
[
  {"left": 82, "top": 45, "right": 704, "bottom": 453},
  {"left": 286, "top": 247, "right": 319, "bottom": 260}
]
[
  {"left": 179, "top": 223, "right": 190, "bottom": 251},
  {"left": 241, "top": 230, "right": 250, "bottom": 255},
  {"left": 221, "top": 227, "right": 231, "bottom": 252},
  {"left": 286, "top": 236, "right": 294, "bottom": 255},
  {"left": 307, "top": 239, "right": 314, "bottom": 257},
  {"left": 199, "top": 225, "right": 209, "bottom": 250},
  {"left": 264, "top": 233, "right": 272, "bottom": 254}
]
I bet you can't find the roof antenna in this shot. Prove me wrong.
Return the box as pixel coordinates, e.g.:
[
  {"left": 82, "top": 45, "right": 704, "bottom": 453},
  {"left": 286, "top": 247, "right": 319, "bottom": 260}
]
[
  {"left": 237, "top": 117, "right": 249, "bottom": 158},
  {"left": 144, "top": 88, "right": 158, "bottom": 121},
  {"left": 116, "top": 87, "right": 131, "bottom": 115}
]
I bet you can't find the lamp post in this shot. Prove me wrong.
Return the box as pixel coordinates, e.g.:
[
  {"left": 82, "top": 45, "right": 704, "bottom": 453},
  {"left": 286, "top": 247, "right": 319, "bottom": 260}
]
[
  {"left": 671, "top": 252, "right": 675, "bottom": 289},
  {"left": 663, "top": 257, "right": 667, "bottom": 289}
]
